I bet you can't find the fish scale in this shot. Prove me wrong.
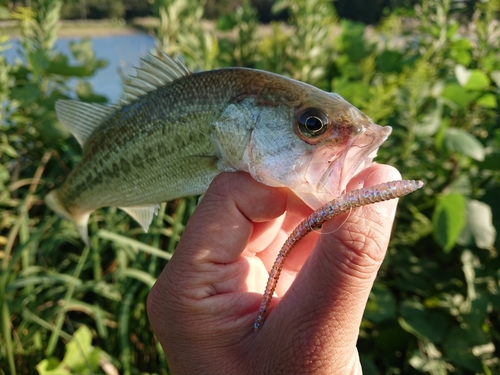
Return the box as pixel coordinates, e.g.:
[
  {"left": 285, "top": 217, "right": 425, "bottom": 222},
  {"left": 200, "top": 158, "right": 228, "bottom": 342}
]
[{"left": 45, "top": 53, "right": 392, "bottom": 246}]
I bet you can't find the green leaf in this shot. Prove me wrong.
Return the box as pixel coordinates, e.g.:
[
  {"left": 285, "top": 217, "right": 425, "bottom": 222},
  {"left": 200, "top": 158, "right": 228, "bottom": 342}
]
[
  {"left": 455, "top": 65, "right": 471, "bottom": 87},
  {"left": 332, "top": 77, "right": 370, "bottom": 106},
  {"left": 446, "top": 21, "right": 459, "bottom": 39},
  {"left": 0, "top": 6, "right": 10, "bottom": 20},
  {"left": 46, "top": 54, "right": 94, "bottom": 77},
  {"left": 0, "top": 164, "right": 10, "bottom": 184},
  {"left": 364, "top": 283, "right": 396, "bottom": 323},
  {"left": 75, "top": 81, "right": 108, "bottom": 103},
  {"left": 10, "top": 83, "right": 41, "bottom": 104},
  {"left": 27, "top": 50, "right": 50, "bottom": 78},
  {"left": 455, "top": 65, "right": 490, "bottom": 90},
  {"left": 216, "top": 14, "right": 237, "bottom": 31},
  {"left": 359, "top": 355, "right": 380, "bottom": 375},
  {"left": 0, "top": 143, "right": 18, "bottom": 158},
  {"left": 444, "top": 128, "right": 485, "bottom": 161},
  {"left": 480, "top": 151, "right": 500, "bottom": 171},
  {"left": 409, "top": 347, "right": 448, "bottom": 374},
  {"left": 415, "top": 103, "right": 442, "bottom": 137},
  {"left": 443, "top": 327, "right": 484, "bottom": 372},
  {"left": 457, "top": 200, "right": 496, "bottom": 249},
  {"left": 339, "top": 19, "right": 373, "bottom": 63},
  {"left": 464, "top": 70, "right": 490, "bottom": 91},
  {"left": 122, "top": 268, "right": 157, "bottom": 287},
  {"left": 490, "top": 71, "right": 500, "bottom": 87},
  {"left": 476, "top": 93, "right": 497, "bottom": 108},
  {"left": 376, "top": 50, "right": 403, "bottom": 73},
  {"left": 69, "top": 39, "right": 95, "bottom": 64},
  {"left": 399, "top": 301, "right": 449, "bottom": 342},
  {"left": 62, "top": 325, "right": 100, "bottom": 372},
  {"left": 450, "top": 48, "right": 471, "bottom": 66},
  {"left": 36, "top": 358, "right": 70, "bottom": 375},
  {"left": 441, "top": 83, "right": 480, "bottom": 108},
  {"left": 432, "top": 193, "right": 466, "bottom": 252}
]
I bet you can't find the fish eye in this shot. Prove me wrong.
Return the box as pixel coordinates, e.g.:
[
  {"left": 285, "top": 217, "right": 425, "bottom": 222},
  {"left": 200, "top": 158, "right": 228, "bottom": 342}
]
[{"left": 297, "top": 108, "right": 328, "bottom": 138}]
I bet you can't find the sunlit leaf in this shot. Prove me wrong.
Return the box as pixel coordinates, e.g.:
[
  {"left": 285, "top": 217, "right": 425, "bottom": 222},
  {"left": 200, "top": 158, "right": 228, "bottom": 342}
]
[
  {"left": 36, "top": 358, "right": 70, "bottom": 375},
  {"left": 457, "top": 200, "right": 496, "bottom": 249},
  {"left": 432, "top": 193, "right": 466, "bottom": 252},
  {"left": 455, "top": 65, "right": 471, "bottom": 87},
  {"left": 464, "top": 70, "right": 490, "bottom": 91},
  {"left": 449, "top": 38, "right": 471, "bottom": 66},
  {"left": 455, "top": 65, "right": 490, "bottom": 91},
  {"left": 0, "top": 143, "right": 18, "bottom": 158},
  {"left": 409, "top": 346, "right": 448, "bottom": 374},
  {"left": 444, "top": 128, "right": 485, "bottom": 161},
  {"left": 490, "top": 71, "right": 500, "bottom": 87},
  {"left": 476, "top": 93, "right": 497, "bottom": 108},
  {"left": 62, "top": 325, "right": 101, "bottom": 372}
]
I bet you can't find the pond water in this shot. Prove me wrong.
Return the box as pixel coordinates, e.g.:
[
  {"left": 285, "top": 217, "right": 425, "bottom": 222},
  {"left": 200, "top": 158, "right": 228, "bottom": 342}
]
[{"left": 4, "top": 33, "right": 156, "bottom": 103}]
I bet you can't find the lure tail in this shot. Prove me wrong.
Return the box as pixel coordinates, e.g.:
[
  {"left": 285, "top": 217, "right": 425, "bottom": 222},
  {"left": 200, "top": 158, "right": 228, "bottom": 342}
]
[{"left": 254, "top": 179, "right": 424, "bottom": 331}]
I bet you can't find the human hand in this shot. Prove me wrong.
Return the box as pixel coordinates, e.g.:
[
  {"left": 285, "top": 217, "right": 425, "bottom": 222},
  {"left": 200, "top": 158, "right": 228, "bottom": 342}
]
[{"left": 147, "top": 164, "right": 401, "bottom": 374}]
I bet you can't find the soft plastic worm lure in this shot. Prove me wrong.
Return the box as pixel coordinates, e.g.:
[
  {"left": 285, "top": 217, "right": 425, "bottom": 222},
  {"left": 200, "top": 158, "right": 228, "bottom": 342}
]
[{"left": 253, "top": 179, "right": 424, "bottom": 331}]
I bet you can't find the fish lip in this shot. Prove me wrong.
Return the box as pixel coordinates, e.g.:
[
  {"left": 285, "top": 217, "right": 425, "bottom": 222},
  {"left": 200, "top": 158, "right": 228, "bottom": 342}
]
[{"left": 319, "top": 121, "right": 392, "bottom": 198}]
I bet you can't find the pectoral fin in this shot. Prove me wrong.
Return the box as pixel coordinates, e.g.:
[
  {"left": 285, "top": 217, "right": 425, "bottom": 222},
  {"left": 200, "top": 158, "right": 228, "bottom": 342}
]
[{"left": 120, "top": 205, "right": 160, "bottom": 232}]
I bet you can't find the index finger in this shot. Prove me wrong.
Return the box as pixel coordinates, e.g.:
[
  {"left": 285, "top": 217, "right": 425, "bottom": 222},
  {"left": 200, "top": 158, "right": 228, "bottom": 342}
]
[{"left": 172, "top": 172, "right": 288, "bottom": 266}]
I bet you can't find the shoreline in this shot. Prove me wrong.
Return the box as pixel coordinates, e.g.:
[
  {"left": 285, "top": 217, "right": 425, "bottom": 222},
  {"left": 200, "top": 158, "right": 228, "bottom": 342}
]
[
  {"left": 0, "top": 18, "right": 280, "bottom": 40},
  {"left": 0, "top": 18, "right": 154, "bottom": 39}
]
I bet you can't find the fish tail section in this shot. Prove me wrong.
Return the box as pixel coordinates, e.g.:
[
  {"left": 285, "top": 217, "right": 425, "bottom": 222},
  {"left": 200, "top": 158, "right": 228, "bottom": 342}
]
[{"left": 45, "top": 190, "right": 91, "bottom": 247}]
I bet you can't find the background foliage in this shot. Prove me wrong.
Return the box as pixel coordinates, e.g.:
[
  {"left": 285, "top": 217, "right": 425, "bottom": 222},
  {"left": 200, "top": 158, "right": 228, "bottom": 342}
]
[{"left": 1, "top": 0, "right": 499, "bottom": 374}]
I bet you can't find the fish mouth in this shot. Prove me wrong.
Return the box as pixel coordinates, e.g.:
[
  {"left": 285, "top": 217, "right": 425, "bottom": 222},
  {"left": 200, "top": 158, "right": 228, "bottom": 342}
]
[{"left": 318, "top": 120, "right": 392, "bottom": 202}]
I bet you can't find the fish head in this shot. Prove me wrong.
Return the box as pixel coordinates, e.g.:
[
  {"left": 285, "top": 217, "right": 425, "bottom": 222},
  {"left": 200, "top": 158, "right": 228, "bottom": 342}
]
[
  {"left": 245, "top": 84, "right": 392, "bottom": 209},
  {"left": 291, "top": 91, "right": 392, "bottom": 208}
]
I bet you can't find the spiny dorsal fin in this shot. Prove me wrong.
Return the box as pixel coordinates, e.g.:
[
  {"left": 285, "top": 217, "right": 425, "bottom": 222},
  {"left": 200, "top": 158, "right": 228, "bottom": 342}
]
[
  {"left": 119, "top": 204, "right": 160, "bottom": 232},
  {"left": 56, "top": 100, "right": 117, "bottom": 148},
  {"left": 120, "top": 52, "right": 191, "bottom": 105}
]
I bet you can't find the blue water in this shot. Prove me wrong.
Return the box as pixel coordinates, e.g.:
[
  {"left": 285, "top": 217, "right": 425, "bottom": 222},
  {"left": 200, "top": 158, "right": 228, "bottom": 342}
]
[{"left": 4, "top": 33, "right": 156, "bottom": 103}]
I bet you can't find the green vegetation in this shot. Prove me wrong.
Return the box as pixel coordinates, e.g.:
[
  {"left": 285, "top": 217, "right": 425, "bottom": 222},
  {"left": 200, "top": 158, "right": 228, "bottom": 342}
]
[
  {"left": 1, "top": 0, "right": 499, "bottom": 374},
  {"left": 4, "top": 0, "right": 486, "bottom": 24}
]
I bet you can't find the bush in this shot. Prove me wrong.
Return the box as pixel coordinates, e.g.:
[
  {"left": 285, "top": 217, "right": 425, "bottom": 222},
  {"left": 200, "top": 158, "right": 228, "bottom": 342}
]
[{"left": 1, "top": 0, "right": 499, "bottom": 374}]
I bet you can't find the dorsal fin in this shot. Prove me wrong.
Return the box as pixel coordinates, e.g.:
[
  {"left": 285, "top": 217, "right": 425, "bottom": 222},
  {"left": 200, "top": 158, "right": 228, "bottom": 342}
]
[
  {"left": 120, "top": 52, "right": 191, "bottom": 105},
  {"left": 119, "top": 204, "right": 160, "bottom": 232},
  {"left": 56, "top": 100, "right": 116, "bottom": 148}
]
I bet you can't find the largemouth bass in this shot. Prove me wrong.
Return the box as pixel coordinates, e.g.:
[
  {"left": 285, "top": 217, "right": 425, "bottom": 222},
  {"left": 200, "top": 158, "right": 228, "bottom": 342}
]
[{"left": 45, "top": 53, "right": 391, "bottom": 246}]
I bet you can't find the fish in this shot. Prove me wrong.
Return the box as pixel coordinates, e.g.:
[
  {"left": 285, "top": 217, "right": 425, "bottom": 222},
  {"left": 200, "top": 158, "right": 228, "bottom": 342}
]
[{"left": 45, "top": 53, "right": 392, "bottom": 246}]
